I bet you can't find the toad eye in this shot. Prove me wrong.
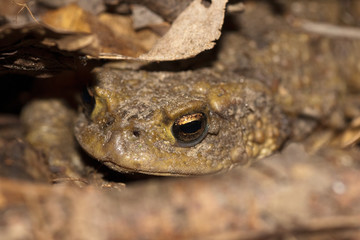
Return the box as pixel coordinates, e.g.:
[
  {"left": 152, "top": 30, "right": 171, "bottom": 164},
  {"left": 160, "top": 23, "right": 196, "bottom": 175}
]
[
  {"left": 81, "top": 87, "right": 95, "bottom": 116},
  {"left": 171, "top": 112, "right": 208, "bottom": 147}
]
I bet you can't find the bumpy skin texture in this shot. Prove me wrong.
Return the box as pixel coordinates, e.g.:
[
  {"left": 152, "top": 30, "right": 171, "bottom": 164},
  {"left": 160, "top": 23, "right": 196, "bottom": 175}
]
[{"left": 75, "top": 68, "right": 289, "bottom": 176}]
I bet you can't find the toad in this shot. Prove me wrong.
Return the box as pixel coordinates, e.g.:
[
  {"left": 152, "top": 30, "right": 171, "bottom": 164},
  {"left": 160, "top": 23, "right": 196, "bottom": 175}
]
[{"left": 74, "top": 69, "right": 289, "bottom": 176}]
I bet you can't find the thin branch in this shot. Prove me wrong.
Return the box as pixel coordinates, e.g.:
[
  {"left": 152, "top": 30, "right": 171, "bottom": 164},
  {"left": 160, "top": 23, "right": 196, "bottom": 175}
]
[
  {"left": 294, "top": 19, "right": 360, "bottom": 39},
  {"left": 11, "top": 0, "right": 39, "bottom": 24}
]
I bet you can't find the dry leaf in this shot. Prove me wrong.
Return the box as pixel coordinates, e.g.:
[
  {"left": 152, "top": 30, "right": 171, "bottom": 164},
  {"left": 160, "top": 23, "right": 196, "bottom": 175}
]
[
  {"left": 41, "top": 3, "right": 92, "bottom": 33},
  {"left": 40, "top": 4, "right": 149, "bottom": 57},
  {"left": 99, "top": 0, "right": 229, "bottom": 60},
  {"left": 0, "top": 0, "right": 228, "bottom": 74},
  {"left": 131, "top": 4, "right": 164, "bottom": 30},
  {"left": 98, "top": 13, "right": 159, "bottom": 52}
]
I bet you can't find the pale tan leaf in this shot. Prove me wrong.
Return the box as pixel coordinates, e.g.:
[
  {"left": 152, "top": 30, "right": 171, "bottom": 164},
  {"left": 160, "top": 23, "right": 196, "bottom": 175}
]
[{"left": 98, "top": 0, "right": 228, "bottom": 61}]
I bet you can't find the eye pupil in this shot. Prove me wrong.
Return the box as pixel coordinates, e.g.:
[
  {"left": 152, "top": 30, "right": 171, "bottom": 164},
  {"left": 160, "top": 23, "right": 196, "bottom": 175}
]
[
  {"left": 179, "top": 120, "right": 202, "bottom": 134},
  {"left": 171, "top": 112, "right": 208, "bottom": 147}
]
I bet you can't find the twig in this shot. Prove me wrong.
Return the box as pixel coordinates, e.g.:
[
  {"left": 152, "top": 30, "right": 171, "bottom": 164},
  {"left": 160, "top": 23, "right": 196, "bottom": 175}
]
[
  {"left": 51, "top": 177, "right": 89, "bottom": 185},
  {"left": 294, "top": 19, "right": 360, "bottom": 39},
  {"left": 11, "top": 0, "right": 39, "bottom": 24}
]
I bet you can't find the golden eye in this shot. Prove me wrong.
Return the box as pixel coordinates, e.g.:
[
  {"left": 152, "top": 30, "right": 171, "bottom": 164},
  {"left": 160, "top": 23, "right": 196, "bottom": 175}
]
[{"left": 171, "top": 112, "right": 208, "bottom": 147}]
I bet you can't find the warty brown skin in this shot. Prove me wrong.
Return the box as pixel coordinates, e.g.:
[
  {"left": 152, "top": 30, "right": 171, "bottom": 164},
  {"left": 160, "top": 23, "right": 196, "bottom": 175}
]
[{"left": 74, "top": 68, "right": 289, "bottom": 176}]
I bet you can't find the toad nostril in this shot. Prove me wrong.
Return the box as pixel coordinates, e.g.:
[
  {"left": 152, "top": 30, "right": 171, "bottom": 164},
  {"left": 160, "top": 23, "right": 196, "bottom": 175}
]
[{"left": 133, "top": 130, "right": 140, "bottom": 137}]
